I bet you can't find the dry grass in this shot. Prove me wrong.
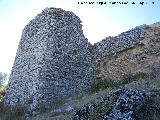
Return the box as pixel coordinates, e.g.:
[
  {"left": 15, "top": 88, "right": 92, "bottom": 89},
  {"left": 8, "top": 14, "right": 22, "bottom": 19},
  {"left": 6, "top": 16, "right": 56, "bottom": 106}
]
[
  {"left": 0, "top": 85, "right": 25, "bottom": 120},
  {"left": 91, "top": 72, "right": 148, "bottom": 93},
  {"left": 0, "top": 102, "right": 25, "bottom": 120}
]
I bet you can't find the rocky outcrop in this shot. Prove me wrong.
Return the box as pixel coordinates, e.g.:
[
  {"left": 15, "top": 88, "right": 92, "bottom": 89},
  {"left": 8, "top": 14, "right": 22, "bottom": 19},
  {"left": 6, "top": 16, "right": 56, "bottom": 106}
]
[
  {"left": 73, "top": 103, "right": 98, "bottom": 120},
  {"left": 72, "top": 88, "right": 160, "bottom": 120},
  {"left": 4, "top": 7, "right": 93, "bottom": 108},
  {"left": 94, "top": 23, "right": 160, "bottom": 82},
  {"left": 103, "top": 88, "right": 160, "bottom": 120}
]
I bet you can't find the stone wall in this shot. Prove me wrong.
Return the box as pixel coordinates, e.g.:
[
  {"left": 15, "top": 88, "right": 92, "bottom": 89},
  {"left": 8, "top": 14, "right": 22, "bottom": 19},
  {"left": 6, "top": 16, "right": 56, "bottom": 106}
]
[
  {"left": 4, "top": 7, "right": 93, "bottom": 108},
  {"left": 94, "top": 23, "right": 160, "bottom": 82},
  {"left": 93, "top": 24, "right": 149, "bottom": 61},
  {"left": 4, "top": 7, "right": 160, "bottom": 110}
]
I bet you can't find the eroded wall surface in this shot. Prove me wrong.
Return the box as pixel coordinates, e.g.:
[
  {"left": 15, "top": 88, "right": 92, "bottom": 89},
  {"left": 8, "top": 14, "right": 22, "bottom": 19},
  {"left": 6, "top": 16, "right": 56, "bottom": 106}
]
[{"left": 5, "top": 8, "right": 93, "bottom": 108}]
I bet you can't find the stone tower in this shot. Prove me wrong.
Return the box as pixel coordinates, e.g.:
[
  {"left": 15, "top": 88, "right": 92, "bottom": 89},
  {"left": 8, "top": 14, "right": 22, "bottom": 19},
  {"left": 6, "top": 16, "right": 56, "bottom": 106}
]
[{"left": 4, "top": 7, "right": 93, "bottom": 108}]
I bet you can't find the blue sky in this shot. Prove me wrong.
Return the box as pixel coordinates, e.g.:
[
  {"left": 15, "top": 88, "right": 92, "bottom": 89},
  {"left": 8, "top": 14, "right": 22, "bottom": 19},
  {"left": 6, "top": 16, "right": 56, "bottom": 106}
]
[{"left": 0, "top": 0, "right": 160, "bottom": 75}]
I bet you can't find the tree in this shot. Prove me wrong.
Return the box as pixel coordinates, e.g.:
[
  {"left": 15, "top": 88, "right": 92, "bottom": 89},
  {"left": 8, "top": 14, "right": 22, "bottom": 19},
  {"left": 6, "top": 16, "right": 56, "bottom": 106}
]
[
  {"left": 0, "top": 72, "right": 3, "bottom": 85},
  {"left": 0, "top": 72, "right": 8, "bottom": 85}
]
